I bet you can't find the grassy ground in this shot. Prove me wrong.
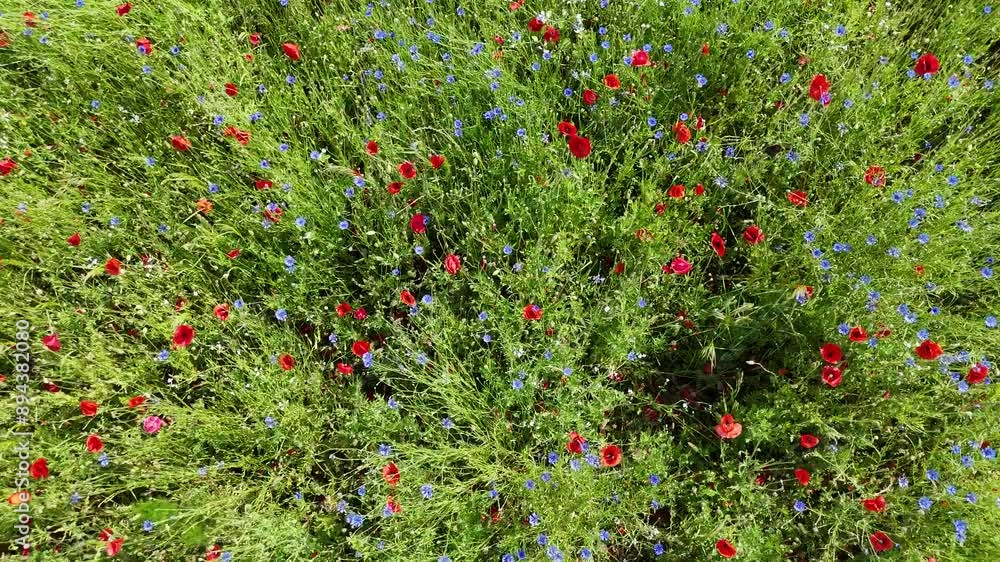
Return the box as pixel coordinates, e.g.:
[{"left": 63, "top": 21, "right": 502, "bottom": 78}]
[{"left": 1, "top": 0, "right": 998, "bottom": 560}]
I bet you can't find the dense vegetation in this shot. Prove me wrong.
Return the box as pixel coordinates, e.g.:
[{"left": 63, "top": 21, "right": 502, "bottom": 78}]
[{"left": 1, "top": 1, "right": 998, "bottom": 560}]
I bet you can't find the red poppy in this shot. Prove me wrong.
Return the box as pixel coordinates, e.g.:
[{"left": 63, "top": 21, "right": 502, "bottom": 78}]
[
  {"left": 566, "top": 431, "right": 586, "bottom": 454},
  {"left": 351, "top": 340, "right": 370, "bottom": 357},
  {"left": 409, "top": 213, "right": 427, "bottom": 234},
  {"left": 278, "top": 353, "right": 295, "bottom": 371},
  {"left": 862, "top": 496, "right": 887, "bottom": 513},
  {"left": 914, "top": 53, "right": 939, "bottom": 76},
  {"left": 353, "top": 308, "right": 367, "bottom": 321},
  {"left": 567, "top": 135, "right": 592, "bottom": 158},
  {"left": 255, "top": 179, "right": 273, "bottom": 190},
  {"left": 819, "top": 343, "right": 842, "bottom": 364},
  {"left": 116, "top": 3, "right": 132, "bottom": 16},
  {"left": 206, "top": 545, "right": 222, "bottom": 561},
  {"left": 282, "top": 42, "right": 300, "bottom": 61},
  {"left": 86, "top": 434, "right": 104, "bottom": 453},
  {"left": 444, "top": 254, "right": 461, "bottom": 275},
  {"left": 429, "top": 154, "right": 445, "bottom": 169},
  {"left": 742, "top": 225, "right": 765, "bottom": 245},
  {"left": 527, "top": 17, "right": 544, "bottom": 33},
  {"left": 701, "top": 43, "right": 710, "bottom": 56},
  {"left": 630, "top": 50, "right": 650, "bottom": 67},
  {"left": 800, "top": 434, "right": 820, "bottom": 449},
  {"left": 603, "top": 74, "right": 621, "bottom": 89},
  {"left": 365, "top": 140, "right": 379, "bottom": 155},
  {"left": 694, "top": 183, "right": 705, "bottom": 195},
  {"left": 336, "top": 362, "right": 353, "bottom": 375},
  {"left": 864, "top": 166, "right": 886, "bottom": 186},
  {"left": 213, "top": 303, "right": 230, "bottom": 321},
  {"left": 172, "top": 324, "right": 195, "bottom": 348},
  {"left": 794, "top": 468, "right": 811, "bottom": 486},
  {"left": 128, "top": 396, "right": 146, "bottom": 408},
  {"left": 42, "top": 333, "right": 61, "bottom": 352},
  {"left": 0, "top": 157, "right": 17, "bottom": 176},
  {"left": 224, "top": 83, "right": 238, "bottom": 97},
  {"left": 67, "top": 232, "right": 81, "bottom": 246},
  {"left": 600, "top": 444, "right": 622, "bottom": 467},
  {"left": 542, "top": 26, "right": 559, "bottom": 44},
  {"left": 786, "top": 190, "right": 808, "bottom": 207},
  {"left": 382, "top": 462, "right": 400, "bottom": 486},
  {"left": 387, "top": 181, "right": 403, "bottom": 195},
  {"left": 668, "top": 257, "right": 692, "bottom": 275},
  {"left": 967, "top": 364, "right": 988, "bottom": 384},
  {"left": 336, "top": 302, "right": 352, "bottom": 317},
  {"left": 821, "top": 365, "right": 843, "bottom": 388},
  {"left": 80, "top": 400, "right": 99, "bottom": 417},
  {"left": 673, "top": 121, "right": 692, "bottom": 144},
  {"left": 226, "top": 248, "right": 241, "bottom": 259},
  {"left": 29, "top": 458, "right": 49, "bottom": 479},
  {"left": 710, "top": 232, "right": 726, "bottom": 257},
  {"left": 869, "top": 531, "right": 893, "bottom": 553},
  {"left": 400, "top": 290, "right": 416, "bottom": 307},
  {"left": 523, "top": 304, "right": 543, "bottom": 321},
  {"left": 98, "top": 528, "right": 114, "bottom": 542},
  {"left": 809, "top": 74, "right": 830, "bottom": 103},
  {"left": 136, "top": 37, "right": 153, "bottom": 55},
  {"left": 106, "top": 538, "right": 124, "bottom": 557},
  {"left": 915, "top": 340, "right": 943, "bottom": 360},
  {"left": 582, "top": 89, "right": 598, "bottom": 105},
  {"left": 557, "top": 121, "right": 578, "bottom": 137},
  {"left": 846, "top": 326, "right": 868, "bottom": 342},
  {"left": 694, "top": 116, "right": 706, "bottom": 130},
  {"left": 249, "top": 32, "right": 261, "bottom": 46},
  {"left": 398, "top": 161, "right": 417, "bottom": 179},
  {"left": 668, "top": 184, "right": 685, "bottom": 198},
  {"left": 715, "top": 539, "right": 736, "bottom": 558},
  {"left": 715, "top": 414, "right": 743, "bottom": 439},
  {"left": 105, "top": 258, "right": 123, "bottom": 276},
  {"left": 170, "top": 135, "right": 191, "bottom": 151}
]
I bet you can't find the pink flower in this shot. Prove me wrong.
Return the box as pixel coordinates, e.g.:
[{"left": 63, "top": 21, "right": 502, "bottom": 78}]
[
  {"left": 142, "top": 415, "right": 164, "bottom": 434},
  {"left": 668, "top": 257, "right": 692, "bottom": 275}
]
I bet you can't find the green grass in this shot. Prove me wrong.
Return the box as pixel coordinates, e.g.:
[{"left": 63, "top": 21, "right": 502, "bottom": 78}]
[{"left": 0, "top": 0, "right": 998, "bottom": 560}]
